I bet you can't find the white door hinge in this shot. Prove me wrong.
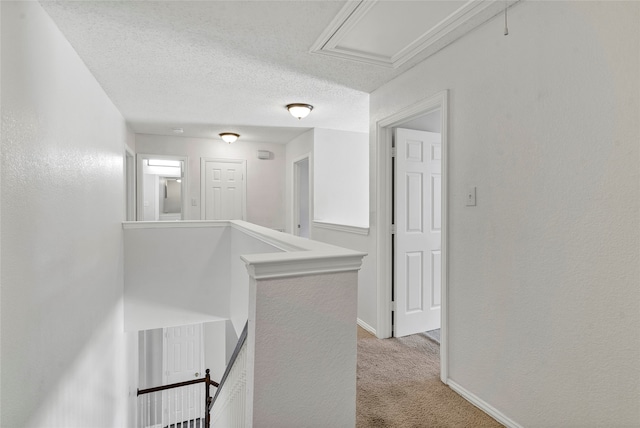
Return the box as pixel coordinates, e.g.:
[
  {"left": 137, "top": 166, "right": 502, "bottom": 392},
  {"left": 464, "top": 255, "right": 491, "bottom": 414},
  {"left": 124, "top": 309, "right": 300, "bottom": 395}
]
[
  {"left": 391, "top": 224, "right": 396, "bottom": 234},
  {"left": 391, "top": 301, "right": 397, "bottom": 312},
  {"left": 391, "top": 147, "right": 397, "bottom": 157}
]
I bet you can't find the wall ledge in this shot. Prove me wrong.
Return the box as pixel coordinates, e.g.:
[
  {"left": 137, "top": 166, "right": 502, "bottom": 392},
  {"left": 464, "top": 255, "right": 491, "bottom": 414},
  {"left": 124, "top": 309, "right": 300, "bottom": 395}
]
[
  {"left": 313, "top": 221, "right": 369, "bottom": 236},
  {"left": 123, "top": 220, "right": 367, "bottom": 281},
  {"left": 242, "top": 251, "right": 365, "bottom": 280},
  {"left": 123, "top": 220, "right": 228, "bottom": 229}
]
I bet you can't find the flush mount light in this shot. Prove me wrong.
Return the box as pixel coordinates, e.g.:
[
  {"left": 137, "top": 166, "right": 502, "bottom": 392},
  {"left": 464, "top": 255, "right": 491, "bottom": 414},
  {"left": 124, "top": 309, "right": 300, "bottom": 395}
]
[
  {"left": 219, "top": 133, "right": 240, "bottom": 144},
  {"left": 286, "top": 103, "right": 313, "bottom": 120},
  {"left": 171, "top": 127, "right": 184, "bottom": 134}
]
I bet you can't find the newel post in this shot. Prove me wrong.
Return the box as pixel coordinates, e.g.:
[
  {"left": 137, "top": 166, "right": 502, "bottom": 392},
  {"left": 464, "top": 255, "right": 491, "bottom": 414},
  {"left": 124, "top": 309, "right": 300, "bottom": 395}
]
[{"left": 205, "top": 368, "right": 211, "bottom": 428}]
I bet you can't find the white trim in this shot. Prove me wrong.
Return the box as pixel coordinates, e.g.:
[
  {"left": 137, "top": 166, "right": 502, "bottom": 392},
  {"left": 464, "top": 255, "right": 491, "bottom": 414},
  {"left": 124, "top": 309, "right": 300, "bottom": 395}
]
[
  {"left": 311, "top": 0, "right": 521, "bottom": 69},
  {"left": 242, "top": 252, "right": 365, "bottom": 280},
  {"left": 375, "top": 90, "right": 449, "bottom": 384},
  {"left": 200, "top": 158, "right": 247, "bottom": 221},
  {"left": 313, "top": 221, "right": 369, "bottom": 236},
  {"left": 447, "top": 380, "right": 523, "bottom": 428},
  {"left": 357, "top": 318, "right": 376, "bottom": 337},
  {"left": 231, "top": 222, "right": 301, "bottom": 253},
  {"left": 124, "top": 147, "right": 136, "bottom": 221},
  {"left": 123, "top": 220, "right": 229, "bottom": 230},
  {"left": 136, "top": 153, "right": 189, "bottom": 221},
  {"left": 308, "top": 1, "right": 363, "bottom": 54}
]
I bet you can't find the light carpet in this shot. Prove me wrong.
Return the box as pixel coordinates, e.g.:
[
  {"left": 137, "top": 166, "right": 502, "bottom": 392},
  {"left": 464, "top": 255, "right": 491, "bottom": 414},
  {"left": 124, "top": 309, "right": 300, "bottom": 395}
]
[{"left": 356, "top": 327, "right": 503, "bottom": 427}]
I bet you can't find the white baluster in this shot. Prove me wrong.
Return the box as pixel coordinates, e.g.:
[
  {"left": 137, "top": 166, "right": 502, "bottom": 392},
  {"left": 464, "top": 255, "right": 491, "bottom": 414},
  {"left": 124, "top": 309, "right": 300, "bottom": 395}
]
[{"left": 147, "top": 394, "right": 151, "bottom": 428}]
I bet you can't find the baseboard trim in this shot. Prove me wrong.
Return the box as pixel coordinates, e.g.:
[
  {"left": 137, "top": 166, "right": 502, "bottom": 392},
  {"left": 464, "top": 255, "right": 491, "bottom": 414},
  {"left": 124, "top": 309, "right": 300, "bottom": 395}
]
[
  {"left": 357, "top": 318, "right": 377, "bottom": 336},
  {"left": 447, "top": 379, "right": 523, "bottom": 428}
]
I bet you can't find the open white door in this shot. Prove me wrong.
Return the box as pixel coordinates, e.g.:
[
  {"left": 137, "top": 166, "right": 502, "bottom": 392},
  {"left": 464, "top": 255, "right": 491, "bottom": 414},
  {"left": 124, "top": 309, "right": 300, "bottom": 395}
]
[
  {"left": 201, "top": 159, "right": 246, "bottom": 220},
  {"left": 163, "top": 324, "right": 205, "bottom": 426},
  {"left": 394, "top": 128, "right": 442, "bottom": 337}
]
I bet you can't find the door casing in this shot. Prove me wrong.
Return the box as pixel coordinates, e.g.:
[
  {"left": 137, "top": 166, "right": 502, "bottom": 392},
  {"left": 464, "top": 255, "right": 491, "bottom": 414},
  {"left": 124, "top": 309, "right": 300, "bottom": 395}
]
[
  {"left": 124, "top": 147, "right": 136, "bottom": 221},
  {"left": 375, "top": 90, "right": 449, "bottom": 383}
]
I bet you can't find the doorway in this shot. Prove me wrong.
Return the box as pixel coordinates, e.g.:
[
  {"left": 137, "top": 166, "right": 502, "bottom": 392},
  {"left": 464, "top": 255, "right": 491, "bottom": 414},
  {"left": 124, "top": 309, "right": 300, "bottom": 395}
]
[
  {"left": 200, "top": 158, "right": 247, "bottom": 221},
  {"left": 136, "top": 154, "right": 188, "bottom": 221},
  {"left": 138, "top": 323, "right": 206, "bottom": 428},
  {"left": 376, "top": 90, "right": 449, "bottom": 383},
  {"left": 393, "top": 123, "right": 442, "bottom": 338},
  {"left": 293, "top": 156, "right": 311, "bottom": 238}
]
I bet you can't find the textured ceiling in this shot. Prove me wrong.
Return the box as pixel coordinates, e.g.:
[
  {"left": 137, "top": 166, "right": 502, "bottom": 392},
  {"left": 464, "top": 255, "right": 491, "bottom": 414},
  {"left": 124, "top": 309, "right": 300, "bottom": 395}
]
[{"left": 39, "top": 1, "right": 508, "bottom": 141}]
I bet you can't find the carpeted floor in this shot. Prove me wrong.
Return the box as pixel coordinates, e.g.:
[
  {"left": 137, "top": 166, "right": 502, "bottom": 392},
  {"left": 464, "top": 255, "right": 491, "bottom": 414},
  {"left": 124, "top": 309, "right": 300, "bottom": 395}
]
[
  {"left": 356, "top": 327, "right": 503, "bottom": 427},
  {"left": 424, "top": 329, "right": 440, "bottom": 344}
]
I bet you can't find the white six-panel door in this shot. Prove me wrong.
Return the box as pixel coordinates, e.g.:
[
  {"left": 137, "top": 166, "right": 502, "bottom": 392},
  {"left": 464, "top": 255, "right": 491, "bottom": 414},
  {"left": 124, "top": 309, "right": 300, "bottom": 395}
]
[
  {"left": 394, "top": 128, "right": 442, "bottom": 337},
  {"left": 202, "top": 160, "right": 246, "bottom": 220},
  {"left": 163, "top": 324, "right": 204, "bottom": 426}
]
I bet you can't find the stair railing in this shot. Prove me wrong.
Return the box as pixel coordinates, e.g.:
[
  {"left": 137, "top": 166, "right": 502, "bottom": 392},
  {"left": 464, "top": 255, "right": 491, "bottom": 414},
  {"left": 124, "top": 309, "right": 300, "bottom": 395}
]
[
  {"left": 137, "top": 369, "right": 219, "bottom": 428},
  {"left": 209, "top": 321, "right": 249, "bottom": 426}
]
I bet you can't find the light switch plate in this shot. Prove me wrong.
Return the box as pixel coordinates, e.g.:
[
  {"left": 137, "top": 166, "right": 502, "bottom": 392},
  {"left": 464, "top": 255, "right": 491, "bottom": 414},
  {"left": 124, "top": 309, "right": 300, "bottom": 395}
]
[{"left": 466, "top": 187, "right": 476, "bottom": 206}]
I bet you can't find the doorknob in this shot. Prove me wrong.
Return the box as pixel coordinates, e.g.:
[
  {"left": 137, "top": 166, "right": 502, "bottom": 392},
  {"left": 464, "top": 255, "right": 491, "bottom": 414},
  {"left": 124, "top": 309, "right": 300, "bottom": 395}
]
[{"left": 195, "top": 372, "right": 200, "bottom": 377}]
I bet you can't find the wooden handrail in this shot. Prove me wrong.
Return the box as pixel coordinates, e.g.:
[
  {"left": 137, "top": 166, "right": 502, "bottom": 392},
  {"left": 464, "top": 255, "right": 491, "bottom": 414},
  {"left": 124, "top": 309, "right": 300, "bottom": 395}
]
[
  {"left": 138, "top": 369, "right": 220, "bottom": 428},
  {"left": 209, "top": 321, "right": 248, "bottom": 411},
  {"left": 138, "top": 377, "right": 207, "bottom": 396}
]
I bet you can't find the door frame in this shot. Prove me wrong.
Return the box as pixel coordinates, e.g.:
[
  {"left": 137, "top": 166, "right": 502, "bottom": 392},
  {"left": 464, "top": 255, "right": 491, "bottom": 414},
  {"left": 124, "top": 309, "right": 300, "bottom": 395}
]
[
  {"left": 124, "top": 147, "right": 136, "bottom": 221},
  {"left": 200, "top": 158, "right": 247, "bottom": 221},
  {"left": 375, "top": 90, "right": 449, "bottom": 383},
  {"left": 137, "top": 153, "right": 189, "bottom": 221},
  {"left": 292, "top": 154, "right": 312, "bottom": 237}
]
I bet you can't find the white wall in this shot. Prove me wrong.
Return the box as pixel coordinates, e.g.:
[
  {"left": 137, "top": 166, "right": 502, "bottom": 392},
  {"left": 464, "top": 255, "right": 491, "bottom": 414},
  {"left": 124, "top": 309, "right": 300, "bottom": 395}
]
[
  {"left": 203, "top": 321, "right": 228, "bottom": 382},
  {"left": 249, "top": 272, "right": 358, "bottom": 427},
  {"left": 123, "top": 223, "right": 285, "bottom": 337},
  {"left": 126, "top": 126, "right": 136, "bottom": 153},
  {"left": 135, "top": 134, "right": 286, "bottom": 229},
  {"left": 285, "top": 129, "right": 377, "bottom": 329},
  {"left": 400, "top": 109, "right": 441, "bottom": 133},
  {"left": 1, "top": 2, "right": 130, "bottom": 426},
  {"left": 123, "top": 225, "right": 231, "bottom": 331},
  {"left": 310, "top": 226, "right": 376, "bottom": 333},
  {"left": 370, "top": 1, "right": 640, "bottom": 426},
  {"left": 314, "top": 128, "right": 369, "bottom": 228},
  {"left": 285, "top": 129, "right": 314, "bottom": 234},
  {"left": 229, "top": 227, "right": 283, "bottom": 335}
]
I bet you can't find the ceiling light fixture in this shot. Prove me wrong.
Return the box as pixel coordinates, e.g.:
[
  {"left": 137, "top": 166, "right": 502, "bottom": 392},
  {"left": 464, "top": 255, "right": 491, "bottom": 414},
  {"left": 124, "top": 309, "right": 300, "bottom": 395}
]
[
  {"left": 286, "top": 103, "right": 313, "bottom": 120},
  {"left": 171, "top": 127, "right": 184, "bottom": 134},
  {"left": 219, "top": 132, "right": 240, "bottom": 144}
]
